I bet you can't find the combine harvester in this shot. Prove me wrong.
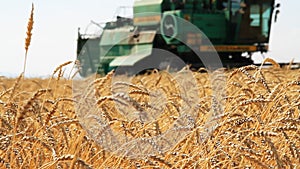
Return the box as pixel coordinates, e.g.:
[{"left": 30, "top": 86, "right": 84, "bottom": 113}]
[{"left": 76, "top": 0, "right": 286, "bottom": 77}]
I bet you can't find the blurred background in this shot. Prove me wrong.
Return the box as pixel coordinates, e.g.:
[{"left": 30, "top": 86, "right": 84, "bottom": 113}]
[{"left": 0, "top": 0, "right": 298, "bottom": 77}]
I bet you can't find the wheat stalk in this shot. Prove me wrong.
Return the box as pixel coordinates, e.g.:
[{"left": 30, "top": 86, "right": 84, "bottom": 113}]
[{"left": 23, "top": 3, "right": 34, "bottom": 76}]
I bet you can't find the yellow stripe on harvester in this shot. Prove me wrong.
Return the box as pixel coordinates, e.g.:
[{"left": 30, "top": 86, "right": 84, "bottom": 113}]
[
  {"left": 200, "top": 45, "right": 258, "bottom": 52},
  {"left": 133, "top": 15, "right": 161, "bottom": 24}
]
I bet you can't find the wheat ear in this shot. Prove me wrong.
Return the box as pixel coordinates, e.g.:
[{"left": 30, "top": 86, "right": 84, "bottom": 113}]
[
  {"left": 52, "top": 61, "right": 73, "bottom": 77},
  {"left": 260, "top": 58, "right": 280, "bottom": 69},
  {"left": 23, "top": 3, "right": 34, "bottom": 76}
]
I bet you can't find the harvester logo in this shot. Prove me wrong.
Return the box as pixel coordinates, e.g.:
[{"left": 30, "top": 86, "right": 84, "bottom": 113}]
[{"left": 73, "top": 12, "right": 226, "bottom": 158}]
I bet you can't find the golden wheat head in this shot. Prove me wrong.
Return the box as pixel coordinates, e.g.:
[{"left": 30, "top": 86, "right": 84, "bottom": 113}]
[{"left": 25, "top": 3, "right": 34, "bottom": 53}]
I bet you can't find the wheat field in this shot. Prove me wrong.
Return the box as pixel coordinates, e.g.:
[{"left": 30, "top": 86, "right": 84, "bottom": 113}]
[
  {"left": 0, "top": 63, "right": 299, "bottom": 168},
  {"left": 2, "top": 4, "right": 299, "bottom": 168}
]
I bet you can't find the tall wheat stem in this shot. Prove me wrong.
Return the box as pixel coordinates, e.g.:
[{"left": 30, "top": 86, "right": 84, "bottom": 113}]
[{"left": 23, "top": 3, "right": 34, "bottom": 76}]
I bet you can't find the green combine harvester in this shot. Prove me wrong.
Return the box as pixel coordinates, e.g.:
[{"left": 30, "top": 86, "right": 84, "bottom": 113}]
[{"left": 76, "top": 0, "right": 280, "bottom": 76}]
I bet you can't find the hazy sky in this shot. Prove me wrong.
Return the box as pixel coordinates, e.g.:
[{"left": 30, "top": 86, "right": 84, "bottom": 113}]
[{"left": 0, "top": 0, "right": 299, "bottom": 77}]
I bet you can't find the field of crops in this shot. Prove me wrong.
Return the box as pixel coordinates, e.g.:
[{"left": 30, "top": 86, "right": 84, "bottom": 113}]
[{"left": 0, "top": 63, "right": 299, "bottom": 168}]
